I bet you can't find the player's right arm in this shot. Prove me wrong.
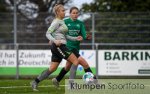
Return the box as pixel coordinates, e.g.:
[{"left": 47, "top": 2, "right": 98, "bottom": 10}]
[
  {"left": 46, "top": 20, "right": 57, "bottom": 42},
  {"left": 46, "top": 20, "right": 61, "bottom": 46}
]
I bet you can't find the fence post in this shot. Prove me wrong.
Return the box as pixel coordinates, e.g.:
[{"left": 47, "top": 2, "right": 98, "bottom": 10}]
[
  {"left": 95, "top": 43, "right": 99, "bottom": 78},
  {"left": 92, "top": 13, "right": 95, "bottom": 50},
  {"left": 13, "top": 0, "right": 17, "bottom": 44},
  {"left": 14, "top": 0, "right": 19, "bottom": 79},
  {"left": 16, "top": 44, "right": 19, "bottom": 79}
]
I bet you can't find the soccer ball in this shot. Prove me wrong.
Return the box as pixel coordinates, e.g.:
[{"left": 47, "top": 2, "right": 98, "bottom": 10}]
[{"left": 82, "top": 72, "right": 94, "bottom": 84}]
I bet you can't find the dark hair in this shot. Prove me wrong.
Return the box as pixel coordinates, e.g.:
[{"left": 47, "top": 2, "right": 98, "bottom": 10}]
[{"left": 70, "top": 7, "right": 79, "bottom": 13}]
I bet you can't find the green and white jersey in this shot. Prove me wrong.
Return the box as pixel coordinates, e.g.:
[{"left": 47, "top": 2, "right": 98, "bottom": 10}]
[
  {"left": 64, "top": 18, "right": 87, "bottom": 51},
  {"left": 46, "top": 18, "right": 68, "bottom": 44}
]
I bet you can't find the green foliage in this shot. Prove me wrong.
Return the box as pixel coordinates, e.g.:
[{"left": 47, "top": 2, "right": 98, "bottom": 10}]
[
  {"left": 81, "top": 0, "right": 150, "bottom": 44},
  {"left": 0, "top": 0, "right": 7, "bottom": 12},
  {"left": 82, "top": 0, "right": 150, "bottom": 12}
]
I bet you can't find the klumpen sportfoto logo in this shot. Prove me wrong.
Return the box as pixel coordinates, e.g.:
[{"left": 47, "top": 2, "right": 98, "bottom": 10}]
[
  {"left": 69, "top": 82, "right": 145, "bottom": 91},
  {"left": 65, "top": 79, "right": 146, "bottom": 94}
]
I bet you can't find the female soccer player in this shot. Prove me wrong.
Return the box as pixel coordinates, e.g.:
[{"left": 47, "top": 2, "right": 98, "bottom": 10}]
[
  {"left": 52, "top": 7, "right": 97, "bottom": 88},
  {"left": 31, "top": 4, "right": 78, "bottom": 91},
  {"left": 66, "top": 7, "right": 93, "bottom": 82},
  {"left": 30, "top": 4, "right": 95, "bottom": 91}
]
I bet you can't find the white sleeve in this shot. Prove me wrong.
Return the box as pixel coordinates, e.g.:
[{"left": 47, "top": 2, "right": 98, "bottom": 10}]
[
  {"left": 46, "top": 32, "right": 56, "bottom": 42},
  {"left": 46, "top": 20, "right": 59, "bottom": 42}
]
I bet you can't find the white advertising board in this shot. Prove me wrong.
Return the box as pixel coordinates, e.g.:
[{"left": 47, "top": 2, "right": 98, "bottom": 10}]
[
  {"left": 0, "top": 50, "right": 96, "bottom": 68},
  {"left": 98, "top": 50, "right": 150, "bottom": 76},
  {"left": 0, "top": 50, "right": 16, "bottom": 67}
]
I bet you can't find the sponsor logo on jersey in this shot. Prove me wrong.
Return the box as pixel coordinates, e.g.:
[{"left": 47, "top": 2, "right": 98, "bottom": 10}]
[
  {"left": 67, "top": 24, "right": 71, "bottom": 26},
  {"left": 76, "top": 24, "right": 80, "bottom": 28}
]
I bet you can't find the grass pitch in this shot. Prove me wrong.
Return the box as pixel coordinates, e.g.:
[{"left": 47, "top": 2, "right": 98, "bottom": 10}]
[
  {"left": 0, "top": 79, "right": 150, "bottom": 94},
  {"left": 0, "top": 79, "right": 65, "bottom": 94}
]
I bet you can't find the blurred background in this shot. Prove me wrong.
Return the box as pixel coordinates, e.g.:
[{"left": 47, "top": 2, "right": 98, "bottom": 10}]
[{"left": 0, "top": 0, "right": 150, "bottom": 79}]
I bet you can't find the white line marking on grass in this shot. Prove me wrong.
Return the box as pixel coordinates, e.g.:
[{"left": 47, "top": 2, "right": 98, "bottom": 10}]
[
  {"left": 1, "top": 84, "right": 150, "bottom": 89},
  {"left": 0, "top": 85, "right": 67, "bottom": 89}
]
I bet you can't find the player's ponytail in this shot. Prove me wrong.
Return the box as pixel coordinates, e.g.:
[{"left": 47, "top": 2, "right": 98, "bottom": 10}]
[{"left": 53, "top": 4, "right": 64, "bottom": 16}]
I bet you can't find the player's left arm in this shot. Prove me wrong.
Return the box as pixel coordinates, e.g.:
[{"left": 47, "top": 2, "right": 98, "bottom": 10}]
[
  {"left": 80, "top": 22, "right": 87, "bottom": 40},
  {"left": 80, "top": 22, "right": 92, "bottom": 40}
]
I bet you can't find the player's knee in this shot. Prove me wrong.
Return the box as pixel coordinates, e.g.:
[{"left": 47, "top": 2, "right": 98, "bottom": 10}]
[
  {"left": 84, "top": 63, "right": 89, "bottom": 69},
  {"left": 78, "top": 57, "right": 89, "bottom": 68},
  {"left": 65, "top": 62, "right": 72, "bottom": 71},
  {"left": 73, "top": 61, "right": 79, "bottom": 66},
  {"left": 49, "top": 67, "right": 57, "bottom": 73},
  {"left": 64, "top": 66, "right": 70, "bottom": 71}
]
